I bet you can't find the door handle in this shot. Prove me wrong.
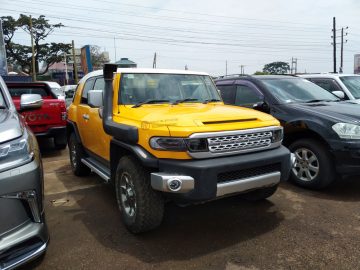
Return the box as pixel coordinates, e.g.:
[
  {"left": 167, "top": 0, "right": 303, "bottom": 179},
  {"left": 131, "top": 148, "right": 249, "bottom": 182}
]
[{"left": 82, "top": 114, "right": 90, "bottom": 120}]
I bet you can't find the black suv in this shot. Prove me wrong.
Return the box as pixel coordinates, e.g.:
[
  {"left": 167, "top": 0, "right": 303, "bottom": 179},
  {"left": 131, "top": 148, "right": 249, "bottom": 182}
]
[{"left": 215, "top": 75, "right": 360, "bottom": 189}]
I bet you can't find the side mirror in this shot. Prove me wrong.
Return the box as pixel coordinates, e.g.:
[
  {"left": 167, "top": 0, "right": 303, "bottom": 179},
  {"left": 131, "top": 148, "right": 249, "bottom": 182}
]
[
  {"left": 88, "top": 90, "right": 104, "bottom": 108},
  {"left": 332, "top": 90, "right": 345, "bottom": 99},
  {"left": 253, "top": 101, "right": 270, "bottom": 113},
  {"left": 20, "top": 94, "right": 43, "bottom": 111}
]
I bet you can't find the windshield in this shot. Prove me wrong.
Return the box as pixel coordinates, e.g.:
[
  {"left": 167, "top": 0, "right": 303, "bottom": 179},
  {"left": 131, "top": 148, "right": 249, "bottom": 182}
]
[
  {"left": 0, "top": 91, "right": 5, "bottom": 108},
  {"left": 339, "top": 76, "right": 360, "bottom": 99},
  {"left": 119, "top": 73, "right": 221, "bottom": 105},
  {"left": 261, "top": 78, "right": 339, "bottom": 104}
]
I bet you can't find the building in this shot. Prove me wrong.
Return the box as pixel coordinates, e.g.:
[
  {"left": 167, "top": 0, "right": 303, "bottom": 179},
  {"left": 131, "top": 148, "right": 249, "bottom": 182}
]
[{"left": 115, "top": 58, "right": 137, "bottom": 68}]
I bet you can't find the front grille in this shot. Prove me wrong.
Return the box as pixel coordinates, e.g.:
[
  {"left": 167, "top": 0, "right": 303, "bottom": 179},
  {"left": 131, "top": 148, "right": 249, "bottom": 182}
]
[
  {"left": 208, "top": 131, "right": 272, "bottom": 153},
  {"left": 217, "top": 163, "right": 281, "bottom": 183}
]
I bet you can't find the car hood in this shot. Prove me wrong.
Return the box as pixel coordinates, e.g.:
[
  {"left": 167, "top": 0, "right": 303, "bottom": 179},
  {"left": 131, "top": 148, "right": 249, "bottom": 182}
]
[
  {"left": 0, "top": 109, "right": 23, "bottom": 144},
  {"left": 119, "top": 103, "right": 279, "bottom": 134},
  {"left": 284, "top": 101, "right": 360, "bottom": 124}
]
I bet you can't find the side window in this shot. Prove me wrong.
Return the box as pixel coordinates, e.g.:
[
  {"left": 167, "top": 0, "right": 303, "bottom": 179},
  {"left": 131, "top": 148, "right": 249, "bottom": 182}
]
[
  {"left": 93, "top": 77, "right": 105, "bottom": 91},
  {"left": 216, "top": 85, "right": 236, "bottom": 104},
  {"left": 235, "top": 85, "right": 263, "bottom": 107},
  {"left": 81, "top": 78, "right": 95, "bottom": 104}
]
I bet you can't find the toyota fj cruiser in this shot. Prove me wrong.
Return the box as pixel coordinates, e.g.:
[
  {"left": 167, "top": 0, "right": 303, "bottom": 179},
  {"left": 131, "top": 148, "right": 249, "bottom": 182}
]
[{"left": 67, "top": 64, "right": 292, "bottom": 233}]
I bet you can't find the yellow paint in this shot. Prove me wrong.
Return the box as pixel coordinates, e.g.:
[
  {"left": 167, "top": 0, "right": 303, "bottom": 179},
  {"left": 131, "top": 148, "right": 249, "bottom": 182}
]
[{"left": 68, "top": 72, "right": 280, "bottom": 161}]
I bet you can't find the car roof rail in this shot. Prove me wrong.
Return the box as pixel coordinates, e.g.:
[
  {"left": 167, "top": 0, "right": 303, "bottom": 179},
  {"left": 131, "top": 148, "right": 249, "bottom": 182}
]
[{"left": 215, "top": 74, "right": 250, "bottom": 80}]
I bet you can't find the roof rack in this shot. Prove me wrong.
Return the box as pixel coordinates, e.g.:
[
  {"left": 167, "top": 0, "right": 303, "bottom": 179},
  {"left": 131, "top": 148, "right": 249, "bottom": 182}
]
[{"left": 216, "top": 74, "right": 249, "bottom": 79}]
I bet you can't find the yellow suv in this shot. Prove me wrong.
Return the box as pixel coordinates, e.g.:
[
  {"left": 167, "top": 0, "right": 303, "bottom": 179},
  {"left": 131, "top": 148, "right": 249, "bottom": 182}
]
[{"left": 67, "top": 64, "right": 292, "bottom": 233}]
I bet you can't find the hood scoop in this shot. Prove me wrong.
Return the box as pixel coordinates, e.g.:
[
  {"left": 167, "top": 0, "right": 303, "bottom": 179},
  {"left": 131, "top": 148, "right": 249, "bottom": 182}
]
[{"left": 202, "top": 118, "right": 257, "bottom": 125}]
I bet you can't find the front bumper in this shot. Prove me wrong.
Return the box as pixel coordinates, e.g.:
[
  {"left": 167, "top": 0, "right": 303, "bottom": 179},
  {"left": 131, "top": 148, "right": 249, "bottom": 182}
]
[
  {"left": 151, "top": 145, "right": 291, "bottom": 202},
  {"left": 329, "top": 139, "right": 360, "bottom": 175},
  {"left": 0, "top": 154, "right": 48, "bottom": 269}
]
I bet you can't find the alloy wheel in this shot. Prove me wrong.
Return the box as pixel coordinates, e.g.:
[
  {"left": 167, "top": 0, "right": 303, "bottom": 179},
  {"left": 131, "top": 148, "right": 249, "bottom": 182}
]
[
  {"left": 292, "top": 148, "right": 319, "bottom": 182},
  {"left": 120, "top": 172, "right": 137, "bottom": 217}
]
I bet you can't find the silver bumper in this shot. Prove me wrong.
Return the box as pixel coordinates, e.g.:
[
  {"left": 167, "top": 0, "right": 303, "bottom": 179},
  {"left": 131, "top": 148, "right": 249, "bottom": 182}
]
[{"left": 151, "top": 171, "right": 281, "bottom": 197}]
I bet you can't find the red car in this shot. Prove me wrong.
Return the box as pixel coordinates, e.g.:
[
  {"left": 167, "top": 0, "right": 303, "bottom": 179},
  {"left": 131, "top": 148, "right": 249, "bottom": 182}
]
[{"left": 6, "top": 82, "right": 67, "bottom": 149}]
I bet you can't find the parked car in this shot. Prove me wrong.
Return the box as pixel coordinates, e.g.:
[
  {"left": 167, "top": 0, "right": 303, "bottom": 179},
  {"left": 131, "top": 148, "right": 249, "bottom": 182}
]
[
  {"left": 43, "top": 81, "right": 64, "bottom": 100},
  {"left": 215, "top": 75, "right": 360, "bottom": 189},
  {"left": 0, "top": 76, "right": 48, "bottom": 269},
  {"left": 299, "top": 74, "right": 360, "bottom": 102},
  {"left": 67, "top": 65, "right": 292, "bottom": 233},
  {"left": 6, "top": 82, "right": 67, "bottom": 150},
  {"left": 63, "top": 86, "right": 77, "bottom": 108}
]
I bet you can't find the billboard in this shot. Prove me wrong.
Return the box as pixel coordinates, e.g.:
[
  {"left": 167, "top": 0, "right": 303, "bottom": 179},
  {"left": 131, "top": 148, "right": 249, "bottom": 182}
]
[
  {"left": 355, "top": 54, "right": 360, "bottom": 74},
  {"left": 0, "top": 20, "right": 8, "bottom": 76},
  {"left": 80, "top": 45, "right": 93, "bottom": 74}
]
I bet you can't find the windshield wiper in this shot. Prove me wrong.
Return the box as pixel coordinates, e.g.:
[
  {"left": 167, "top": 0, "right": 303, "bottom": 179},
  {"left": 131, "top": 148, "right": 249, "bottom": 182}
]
[
  {"left": 172, "top": 98, "right": 199, "bottom": 105},
  {"left": 304, "top": 99, "right": 336, "bottom": 103},
  {"left": 203, "top": 99, "right": 222, "bottom": 104},
  {"left": 132, "top": 99, "right": 170, "bottom": 108}
]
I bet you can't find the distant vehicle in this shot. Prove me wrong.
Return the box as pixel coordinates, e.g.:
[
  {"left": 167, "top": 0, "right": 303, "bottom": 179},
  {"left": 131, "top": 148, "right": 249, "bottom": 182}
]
[
  {"left": 216, "top": 75, "right": 360, "bottom": 189},
  {"left": 61, "top": 84, "right": 77, "bottom": 93},
  {"left": 299, "top": 74, "right": 360, "bottom": 102},
  {"left": 0, "top": 76, "right": 49, "bottom": 269},
  {"left": 43, "top": 81, "right": 65, "bottom": 100},
  {"left": 6, "top": 82, "right": 67, "bottom": 149}
]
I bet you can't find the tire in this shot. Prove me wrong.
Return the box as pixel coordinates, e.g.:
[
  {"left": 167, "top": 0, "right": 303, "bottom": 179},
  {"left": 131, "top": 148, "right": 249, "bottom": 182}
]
[
  {"left": 54, "top": 134, "right": 67, "bottom": 150},
  {"left": 289, "top": 138, "right": 335, "bottom": 189},
  {"left": 115, "top": 156, "right": 164, "bottom": 234},
  {"left": 239, "top": 185, "right": 278, "bottom": 201},
  {"left": 68, "top": 133, "right": 91, "bottom": 176}
]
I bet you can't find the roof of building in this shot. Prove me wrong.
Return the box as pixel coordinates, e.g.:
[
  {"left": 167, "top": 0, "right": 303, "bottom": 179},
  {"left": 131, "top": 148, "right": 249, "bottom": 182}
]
[{"left": 115, "top": 58, "right": 137, "bottom": 65}]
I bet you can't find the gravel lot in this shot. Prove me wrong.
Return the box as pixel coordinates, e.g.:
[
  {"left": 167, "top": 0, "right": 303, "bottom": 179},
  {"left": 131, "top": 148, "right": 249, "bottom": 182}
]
[{"left": 25, "top": 141, "right": 360, "bottom": 270}]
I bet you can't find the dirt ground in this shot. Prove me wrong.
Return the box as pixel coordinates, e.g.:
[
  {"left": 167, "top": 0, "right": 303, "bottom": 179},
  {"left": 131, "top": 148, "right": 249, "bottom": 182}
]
[{"left": 26, "top": 141, "right": 360, "bottom": 270}]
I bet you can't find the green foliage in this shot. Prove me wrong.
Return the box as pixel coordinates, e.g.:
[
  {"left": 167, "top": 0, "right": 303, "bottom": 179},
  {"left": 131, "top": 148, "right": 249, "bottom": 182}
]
[
  {"left": 263, "top": 61, "right": 290, "bottom": 75},
  {"left": 1, "top": 14, "right": 71, "bottom": 75},
  {"left": 253, "top": 71, "right": 270, "bottom": 75},
  {"left": 90, "top": 45, "right": 109, "bottom": 70}
]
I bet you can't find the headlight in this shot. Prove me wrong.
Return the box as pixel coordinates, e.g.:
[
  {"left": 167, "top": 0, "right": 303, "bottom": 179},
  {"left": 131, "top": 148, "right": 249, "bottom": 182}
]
[
  {"left": 150, "top": 137, "right": 208, "bottom": 152},
  {"left": 272, "top": 128, "right": 283, "bottom": 142},
  {"left": 332, "top": 123, "right": 360, "bottom": 139},
  {"left": 0, "top": 130, "right": 34, "bottom": 172}
]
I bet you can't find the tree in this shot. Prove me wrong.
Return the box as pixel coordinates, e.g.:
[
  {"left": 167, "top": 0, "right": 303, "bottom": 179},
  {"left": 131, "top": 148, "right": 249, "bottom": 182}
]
[
  {"left": 1, "top": 14, "right": 71, "bottom": 75},
  {"left": 263, "top": 61, "right": 290, "bottom": 75},
  {"left": 90, "top": 45, "right": 109, "bottom": 70}
]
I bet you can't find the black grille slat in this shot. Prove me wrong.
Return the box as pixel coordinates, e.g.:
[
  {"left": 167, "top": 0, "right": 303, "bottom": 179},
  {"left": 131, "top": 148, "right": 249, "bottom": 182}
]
[{"left": 217, "top": 163, "right": 281, "bottom": 183}]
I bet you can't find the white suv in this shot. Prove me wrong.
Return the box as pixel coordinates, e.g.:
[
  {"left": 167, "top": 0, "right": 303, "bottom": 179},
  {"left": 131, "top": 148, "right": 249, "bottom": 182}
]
[{"left": 299, "top": 74, "right": 360, "bottom": 102}]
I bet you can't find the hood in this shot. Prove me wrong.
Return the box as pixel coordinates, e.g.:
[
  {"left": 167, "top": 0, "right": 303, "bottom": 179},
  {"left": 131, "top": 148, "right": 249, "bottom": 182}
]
[
  {"left": 120, "top": 103, "right": 278, "bottom": 133},
  {"left": 285, "top": 101, "right": 360, "bottom": 124},
  {"left": 0, "top": 109, "right": 23, "bottom": 144}
]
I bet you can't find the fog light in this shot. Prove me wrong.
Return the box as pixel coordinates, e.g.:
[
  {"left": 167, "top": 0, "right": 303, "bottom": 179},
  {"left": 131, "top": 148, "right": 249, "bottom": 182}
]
[{"left": 167, "top": 178, "right": 182, "bottom": 192}]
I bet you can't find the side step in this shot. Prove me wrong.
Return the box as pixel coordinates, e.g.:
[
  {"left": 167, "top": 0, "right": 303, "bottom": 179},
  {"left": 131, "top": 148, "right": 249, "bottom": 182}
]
[{"left": 81, "top": 157, "right": 111, "bottom": 182}]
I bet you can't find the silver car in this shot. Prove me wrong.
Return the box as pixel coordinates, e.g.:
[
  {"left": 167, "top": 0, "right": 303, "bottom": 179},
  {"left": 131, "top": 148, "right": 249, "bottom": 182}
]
[{"left": 0, "top": 76, "right": 48, "bottom": 269}]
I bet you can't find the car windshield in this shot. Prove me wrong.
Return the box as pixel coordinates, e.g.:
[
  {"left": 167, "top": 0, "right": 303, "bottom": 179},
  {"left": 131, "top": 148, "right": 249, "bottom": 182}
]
[
  {"left": 52, "top": 88, "right": 63, "bottom": 96},
  {"left": 261, "top": 78, "right": 339, "bottom": 104},
  {"left": 0, "top": 91, "right": 6, "bottom": 108},
  {"left": 8, "top": 87, "right": 50, "bottom": 97},
  {"left": 119, "top": 73, "right": 221, "bottom": 105},
  {"left": 339, "top": 76, "right": 360, "bottom": 99}
]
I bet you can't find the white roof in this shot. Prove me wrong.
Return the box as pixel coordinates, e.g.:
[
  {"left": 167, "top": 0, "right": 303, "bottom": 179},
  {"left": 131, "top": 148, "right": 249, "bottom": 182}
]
[
  {"left": 79, "top": 68, "right": 209, "bottom": 84},
  {"left": 299, "top": 73, "right": 360, "bottom": 78}
]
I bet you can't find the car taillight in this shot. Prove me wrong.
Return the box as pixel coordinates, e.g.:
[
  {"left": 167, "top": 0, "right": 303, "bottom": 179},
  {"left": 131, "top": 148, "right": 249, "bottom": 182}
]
[{"left": 61, "top": 111, "right": 67, "bottom": 121}]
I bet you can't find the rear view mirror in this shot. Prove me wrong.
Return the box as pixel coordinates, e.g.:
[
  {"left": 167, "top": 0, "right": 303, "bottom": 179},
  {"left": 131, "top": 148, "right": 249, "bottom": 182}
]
[
  {"left": 253, "top": 101, "right": 270, "bottom": 113},
  {"left": 20, "top": 94, "right": 43, "bottom": 111},
  {"left": 332, "top": 91, "right": 345, "bottom": 99},
  {"left": 88, "top": 90, "right": 104, "bottom": 108}
]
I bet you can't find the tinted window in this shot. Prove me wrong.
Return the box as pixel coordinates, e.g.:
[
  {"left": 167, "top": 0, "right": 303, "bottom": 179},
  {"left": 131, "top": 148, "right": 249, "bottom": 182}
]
[
  {"left": 217, "top": 85, "right": 236, "bottom": 104},
  {"left": 0, "top": 91, "right": 5, "bottom": 107},
  {"left": 81, "top": 78, "right": 95, "bottom": 104},
  {"left": 94, "top": 77, "right": 105, "bottom": 91},
  {"left": 8, "top": 87, "right": 49, "bottom": 97},
  {"left": 235, "top": 85, "right": 263, "bottom": 107},
  {"left": 340, "top": 76, "right": 360, "bottom": 99},
  {"left": 310, "top": 79, "right": 342, "bottom": 92},
  {"left": 261, "top": 78, "right": 339, "bottom": 104},
  {"left": 119, "top": 74, "right": 220, "bottom": 105}
]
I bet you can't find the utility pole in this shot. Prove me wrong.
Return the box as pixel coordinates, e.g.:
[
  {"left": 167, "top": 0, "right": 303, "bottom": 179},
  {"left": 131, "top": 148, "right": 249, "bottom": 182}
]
[
  {"left": 153, "top": 52, "right": 157, "bottom": 68},
  {"left": 64, "top": 52, "right": 68, "bottom": 85},
  {"left": 332, "top": 17, "right": 336, "bottom": 73},
  {"left": 340, "top": 27, "right": 348, "bottom": 73},
  {"left": 29, "top": 15, "right": 36, "bottom": 81},
  {"left": 225, "top": 60, "right": 228, "bottom": 76},
  {"left": 240, "top": 65, "right": 245, "bottom": 75},
  {"left": 290, "top": 57, "right": 298, "bottom": 74},
  {"left": 113, "top": 37, "right": 117, "bottom": 62},
  {"left": 72, "top": 40, "right": 78, "bottom": 84}
]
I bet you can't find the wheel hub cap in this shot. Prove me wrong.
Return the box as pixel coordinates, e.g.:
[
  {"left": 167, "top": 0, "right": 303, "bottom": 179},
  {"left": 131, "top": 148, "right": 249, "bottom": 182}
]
[
  {"left": 120, "top": 173, "right": 137, "bottom": 217},
  {"left": 292, "top": 148, "right": 319, "bottom": 182}
]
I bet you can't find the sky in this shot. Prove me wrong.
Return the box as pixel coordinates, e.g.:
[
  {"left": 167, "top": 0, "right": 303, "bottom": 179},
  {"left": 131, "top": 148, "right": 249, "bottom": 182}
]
[{"left": 1, "top": 0, "right": 360, "bottom": 76}]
